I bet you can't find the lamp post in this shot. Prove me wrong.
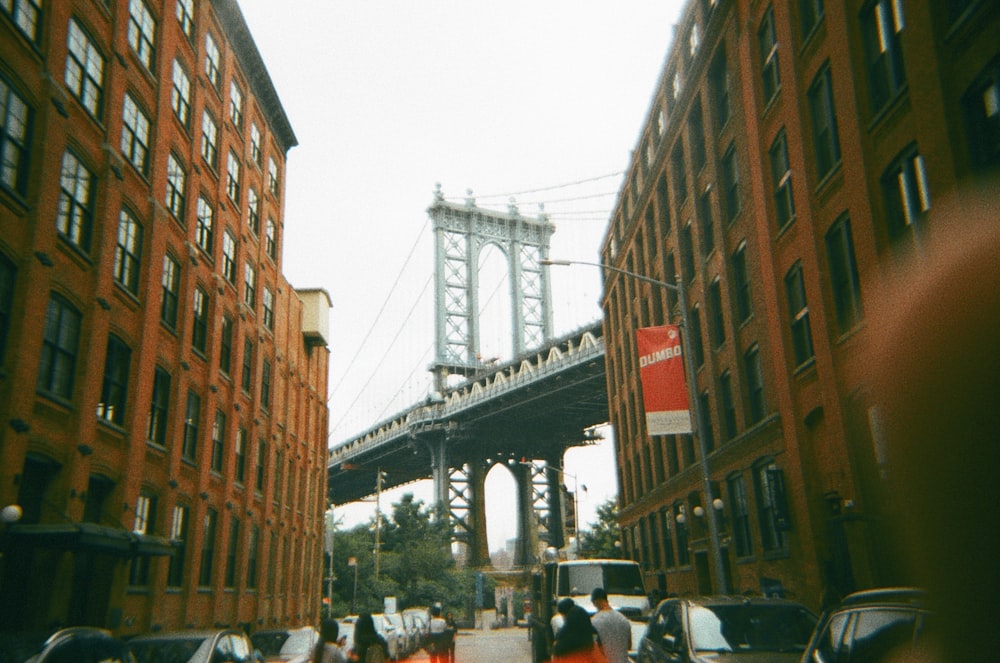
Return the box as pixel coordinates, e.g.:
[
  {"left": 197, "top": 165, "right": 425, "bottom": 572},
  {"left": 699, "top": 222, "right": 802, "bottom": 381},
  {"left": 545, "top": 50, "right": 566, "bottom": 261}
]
[
  {"left": 348, "top": 556, "right": 359, "bottom": 613},
  {"left": 541, "top": 258, "right": 728, "bottom": 594}
]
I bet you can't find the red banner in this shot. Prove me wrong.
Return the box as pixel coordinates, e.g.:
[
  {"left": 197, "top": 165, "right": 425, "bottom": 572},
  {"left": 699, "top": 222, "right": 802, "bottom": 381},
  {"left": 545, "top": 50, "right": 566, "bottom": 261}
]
[{"left": 636, "top": 325, "right": 691, "bottom": 434}]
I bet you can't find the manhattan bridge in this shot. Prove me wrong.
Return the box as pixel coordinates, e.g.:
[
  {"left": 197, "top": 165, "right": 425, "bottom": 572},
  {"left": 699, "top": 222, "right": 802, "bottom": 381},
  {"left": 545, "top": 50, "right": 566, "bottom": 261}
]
[{"left": 327, "top": 185, "right": 612, "bottom": 568}]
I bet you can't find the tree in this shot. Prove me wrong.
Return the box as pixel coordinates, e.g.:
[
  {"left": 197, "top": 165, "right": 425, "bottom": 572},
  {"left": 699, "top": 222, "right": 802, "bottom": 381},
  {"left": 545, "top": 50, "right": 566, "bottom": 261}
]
[{"left": 577, "top": 499, "right": 624, "bottom": 559}]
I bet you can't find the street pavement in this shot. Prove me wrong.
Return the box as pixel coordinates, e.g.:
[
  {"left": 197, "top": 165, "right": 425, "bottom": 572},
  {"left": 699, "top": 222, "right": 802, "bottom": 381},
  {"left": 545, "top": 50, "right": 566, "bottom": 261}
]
[{"left": 406, "top": 626, "right": 533, "bottom": 663}]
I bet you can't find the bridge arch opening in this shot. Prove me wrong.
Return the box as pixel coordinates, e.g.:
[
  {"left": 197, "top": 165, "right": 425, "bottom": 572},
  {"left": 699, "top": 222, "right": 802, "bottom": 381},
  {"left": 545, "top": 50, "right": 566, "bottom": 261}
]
[
  {"left": 477, "top": 242, "right": 514, "bottom": 364},
  {"left": 484, "top": 461, "right": 518, "bottom": 560}
]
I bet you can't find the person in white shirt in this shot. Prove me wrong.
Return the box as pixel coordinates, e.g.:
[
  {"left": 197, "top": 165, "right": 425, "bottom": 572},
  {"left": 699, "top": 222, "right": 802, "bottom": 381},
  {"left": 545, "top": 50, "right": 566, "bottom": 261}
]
[
  {"left": 588, "top": 589, "right": 631, "bottom": 663},
  {"left": 313, "top": 618, "right": 348, "bottom": 663}
]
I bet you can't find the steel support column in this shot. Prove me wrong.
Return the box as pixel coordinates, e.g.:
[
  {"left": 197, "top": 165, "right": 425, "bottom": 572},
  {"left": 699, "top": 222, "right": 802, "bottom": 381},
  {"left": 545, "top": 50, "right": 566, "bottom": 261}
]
[
  {"left": 466, "top": 459, "right": 491, "bottom": 567},
  {"left": 544, "top": 454, "right": 566, "bottom": 551},
  {"left": 512, "top": 462, "right": 540, "bottom": 566}
]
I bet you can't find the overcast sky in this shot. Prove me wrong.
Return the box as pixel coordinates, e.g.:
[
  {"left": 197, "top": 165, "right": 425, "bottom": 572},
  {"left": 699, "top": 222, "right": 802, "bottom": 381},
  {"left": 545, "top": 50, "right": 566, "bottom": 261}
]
[{"left": 237, "top": 1, "right": 686, "bottom": 550}]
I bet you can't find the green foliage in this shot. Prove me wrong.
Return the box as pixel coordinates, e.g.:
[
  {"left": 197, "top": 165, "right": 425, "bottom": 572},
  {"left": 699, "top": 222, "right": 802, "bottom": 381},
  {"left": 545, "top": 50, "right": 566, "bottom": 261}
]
[
  {"left": 330, "top": 492, "right": 472, "bottom": 616},
  {"left": 577, "top": 499, "right": 625, "bottom": 559}
]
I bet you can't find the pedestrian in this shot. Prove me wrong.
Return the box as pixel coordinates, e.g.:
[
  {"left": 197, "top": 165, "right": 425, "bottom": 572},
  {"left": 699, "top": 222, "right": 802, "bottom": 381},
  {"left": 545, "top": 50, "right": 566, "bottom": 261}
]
[
  {"left": 550, "top": 597, "right": 576, "bottom": 637},
  {"left": 552, "top": 605, "right": 604, "bottom": 663},
  {"left": 427, "top": 604, "right": 449, "bottom": 663},
  {"left": 349, "top": 613, "right": 389, "bottom": 663},
  {"left": 588, "top": 589, "right": 631, "bottom": 663},
  {"left": 444, "top": 610, "right": 457, "bottom": 662},
  {"left": 314, "top": 618, "right": 348, "bottom": 663}
]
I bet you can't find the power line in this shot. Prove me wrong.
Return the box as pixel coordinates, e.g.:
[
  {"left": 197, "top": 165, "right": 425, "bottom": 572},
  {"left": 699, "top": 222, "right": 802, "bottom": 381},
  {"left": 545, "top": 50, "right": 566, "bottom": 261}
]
[{"left": 470, "top": 172, "right": 624, "bottom": 199}]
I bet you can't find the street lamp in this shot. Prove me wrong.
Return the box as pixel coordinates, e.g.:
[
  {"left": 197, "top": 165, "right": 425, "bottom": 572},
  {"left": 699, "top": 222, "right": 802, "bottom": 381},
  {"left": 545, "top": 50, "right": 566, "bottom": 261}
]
[
  {"left": 348, "top": 556, "right": 359, "bottom": 613},
  {"left": 541, "top": 258, "right": 728, "bottom": 594}
]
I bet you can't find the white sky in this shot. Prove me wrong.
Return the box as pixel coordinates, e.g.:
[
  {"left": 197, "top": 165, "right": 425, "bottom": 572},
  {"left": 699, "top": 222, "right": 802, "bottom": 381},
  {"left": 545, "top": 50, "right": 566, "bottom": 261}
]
[{"left": 237, "top": 1, "right": 686, "bottom": 550}]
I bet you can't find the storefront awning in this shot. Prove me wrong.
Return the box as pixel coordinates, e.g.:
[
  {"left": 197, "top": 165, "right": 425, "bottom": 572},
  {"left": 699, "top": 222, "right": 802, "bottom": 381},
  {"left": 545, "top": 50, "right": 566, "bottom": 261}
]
[{"left": 2, "top": 523, "right": 175, "bottom": 558}]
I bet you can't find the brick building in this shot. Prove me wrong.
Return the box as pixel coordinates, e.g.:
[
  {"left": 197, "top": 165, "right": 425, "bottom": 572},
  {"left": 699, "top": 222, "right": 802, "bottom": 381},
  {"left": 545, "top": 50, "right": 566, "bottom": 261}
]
[
  {"left": 0, "top": 0, "right": 331, "bottom": 634},
  {"left": 599, "top": 0, "right": 998, "bottom": 608}
]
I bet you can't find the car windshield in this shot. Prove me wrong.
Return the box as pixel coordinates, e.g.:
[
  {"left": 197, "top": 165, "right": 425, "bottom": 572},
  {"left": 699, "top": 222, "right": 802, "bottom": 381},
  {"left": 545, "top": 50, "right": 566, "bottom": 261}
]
[
  {"left": 250, "top": 632, "right": 289, "bottom": 656},
  {"left": 129, "top": 636, "right": 209, "bottom": 663},
  {"left": 280, "top": 629, "right": 317, "bottom": 654},
  {"left": 689, "top": 604, "right": 817, "bottom": 653}
]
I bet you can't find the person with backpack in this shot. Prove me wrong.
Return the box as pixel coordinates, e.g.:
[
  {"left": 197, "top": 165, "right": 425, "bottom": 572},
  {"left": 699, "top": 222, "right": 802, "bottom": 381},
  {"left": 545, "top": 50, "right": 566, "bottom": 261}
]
[
  {"left": 427, "top": 604, "right": 449, "bottom": 663},
  {"left": 349, "top": 613, "right": 389, "bottom": 663}
]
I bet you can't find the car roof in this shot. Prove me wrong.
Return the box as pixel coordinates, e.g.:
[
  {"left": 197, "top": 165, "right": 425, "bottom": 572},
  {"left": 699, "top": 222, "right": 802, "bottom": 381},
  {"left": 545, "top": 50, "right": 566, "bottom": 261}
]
[
  {"left": 662, "top": 595, "right": 812, "bottom": 608},
  {"left": 837, "top": 587, "right": 927, "bottom": 608},
  {"left": 130, "top": 629, "right": 238, "bottom": 641}
]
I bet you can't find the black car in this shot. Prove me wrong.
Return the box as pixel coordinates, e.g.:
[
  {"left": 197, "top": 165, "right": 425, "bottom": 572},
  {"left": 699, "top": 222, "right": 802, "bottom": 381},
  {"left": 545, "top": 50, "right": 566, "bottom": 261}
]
[
  {"left": 799, "top": 587, "right": 931, "bottom": 663},
  {"left": 638, "top": 596, "right": 817, "bottom": 663}
]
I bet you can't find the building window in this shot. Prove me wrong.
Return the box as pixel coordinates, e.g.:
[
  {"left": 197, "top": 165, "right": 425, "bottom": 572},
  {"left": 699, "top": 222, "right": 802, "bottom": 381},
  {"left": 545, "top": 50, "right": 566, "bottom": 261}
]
[
  {"left": 660, "top": 509, "right": 675, "bottom": 568},
  {"left": 708, "top": 278, "right": 725, "bottom": 348},
  {"left": 247, "top": 525, "right": 259, "bottom": 589},
  {"left": 114, "top": 208, "right": 143, "bottom": 295},
  {"left": 225, "top": 516, "right": 240, "bottom": 588},
  {"left": 222, "top": 229, "right": 237, "bottom": 284},
  {"left": 261, "top": 357, "right": 272, "bottom": 410},
  {"left": 664, "top": 252, "right": 678, "bottom": 312},
  {"left": 268, "top": 157, "right": 280, "bottom": 198},
  {"left": 192, "top": 286, "right": 208, "bottom": 354},
  {"left": 247, "top": 187, "right": 260, "bottom": 235},
  {"left": 166, "top": 154, "right": 186, "bottom": 220},
  {"left": 770, "top": 130, "right": 795, "bottom": 230},
  {"left": 698, "top": 191, "right": 715, "bottom": 258},
  {"left": 250, "top": 123, "right": 262, "bottom": 166},
  {"left": 743, "top": 344, "right": 767, "bottom": 424},
  {"left": 808, "top": 65, "right": 842, "bottom": 181},
  {"left": 689, "top": 102, "right": 706, "bottom": 172},
  {"left": 175, "top": 0, "right": 194, "bottom": 39},
  {"left": 689, "top": 305, "right": 705, "bottom": 369},
  {"left": 243, "top": 262, "right": 256, "bottom": 308},
  {"left": 255, "top": 439, "right": 266, "bottom": 492},
  {"left": 98, "top": 335, "right": 131, "bottom": 425},
  {"left": 671, "top": 143, "right": 687, "bottom": 204},
  {"left": 204, "top": 32, "right": 221, "bottom": 89},
  {"left": 65, "top": 19, "right": 104, "bottom": 117},
  {"left": 147, "top": 366, "right": 170, "bottom": 445},
  {"left": 229, "top": 80, "right": 244, "bottom": 129},
  {"left": 699, "top": 390, "right": 715, "bottom": 452},
  {"left": 127, "top": 0, "right": 156, "bottom": 70},
  {"left": 0, "top": 76, "right": 32, "bottom": 197},
  {"left": 758, "top": 6, "right": 780, "bottom": 106},
  {"left": 265, "top": 217, "right": 277, "bottom": 260},
  {"left": 727, "top": 474, "right": 753, "bottom": 557},
  {"left": 0, "top": 254, "right": 15, "bottom": 362},
  {"left": 37, "top": 294, "right": 81, "bottom": 400},
  {"left": 719, "top": 371, "right": 737, "bottom": 439},
  {"left": 731, "top": 243, "right": 752, "bottom": 324},
  {"left": 161, "top": 253, "right": 180, "bottom": 329},
  {"left": 674, "top": 503, "right": 690, "bottom": 566},
  {"left": 128, "top": 493, "right": 156, "bottom": 585},
  {"left": 862, "top": 0, "right": 907, "bottom": 116},
  {"left": 785, "top": 262, "right": 815, "bottom": 368},
  {"left": 167, "top": 505, "right": 189, "bottom": 587},
  {"left": 720, "top": 145, "right": 739, "bottom": 223},
  {"left": 201, "top": 110, "right": 218, "bottom": 168},
  {"left": 680, "top": 221, "right": 695, "bottom": 283},
  {"left": 799, "top": 0, "right": 824, "bottom": 40},
  {"left": 195, "top": 196, "right": 214, "bottom": 254},
  {"left": 56, "top": 150, "right": 95, "bottom": 252},
  {"left": 826, "top": 215, "right": 864, "bottom": 334},
  {"left": 219, "top": 315, "right": 233, "bottom": 376},
  {"left": 881, "top": 146, "right": 931, "bottom": 249},
  {"left": 211, "top": 410, "right": 225, "bottom": 473},
  {"left": 2, "top": 0, "right": 42, "bottom": 43},
  {"left": 199, "top": 508, "right": 218, "bottom": 587},
  {"left": 226, "top": 151, "right": 241, "bottom": 202},
  {"left": 171, "top": 60, "right": 191, "bottom": 128},
  {"left": 182, "top": 390, "right": 200, "bottom": 462},
  {"left": 241, "top": 337, "right": 254, "bottom": 393},
  {"left": 235, "top": 427, "right": 247, "bottom": 484},
  {"left": 709, "top": 50, "right": 730, "bottom": 129},
  {"left": 754, "top": 462, "right": 789, "bottom": 552},
  {"left": 963, "top": 59, "right": 1000, "bottom": 173},
  {"left": 121, "top": 93, "right": 150, "bottom": 174},
  {"left": 262, "top": 286, "right": 274, "bottom": 330}
]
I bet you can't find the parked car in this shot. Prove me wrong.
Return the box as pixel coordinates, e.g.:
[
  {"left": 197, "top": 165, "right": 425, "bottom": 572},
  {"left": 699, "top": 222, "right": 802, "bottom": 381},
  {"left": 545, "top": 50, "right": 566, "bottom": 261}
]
[
  {"left": 128, "top": 629, "right": 261, "bottom": 663},
  {"left": 367, "top": 615, "right": 404, "bottom": 661},
  {"left": 381, "top": 613, "right": 410, "bottom": 657},
  {"left": 0, "top": 627, "right": 134, "bottom": 663},
  {"left": 799, "top": 587, "right": 931, "bottom": 663},
  {"left": 250, "top": 626, "right": 319, "bottom": 663},
  {"left": 637, "top": 596, "right": 817, "bottom": 663}
]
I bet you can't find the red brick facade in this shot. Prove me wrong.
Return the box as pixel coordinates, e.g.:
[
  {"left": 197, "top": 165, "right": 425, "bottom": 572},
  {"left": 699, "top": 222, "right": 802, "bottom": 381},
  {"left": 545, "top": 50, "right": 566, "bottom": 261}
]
[
  {"left": 600, "top": 0, "right": 998, "bottom": 609},
  {"left": 0, "top": 0, "right": 330, "bottom": 635}
]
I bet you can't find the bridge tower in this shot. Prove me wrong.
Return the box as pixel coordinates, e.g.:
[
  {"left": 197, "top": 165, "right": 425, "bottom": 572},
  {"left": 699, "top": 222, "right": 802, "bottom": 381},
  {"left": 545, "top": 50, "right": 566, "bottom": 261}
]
[{"left": 427, "top": 185, "right": 556, "bottom": 566}]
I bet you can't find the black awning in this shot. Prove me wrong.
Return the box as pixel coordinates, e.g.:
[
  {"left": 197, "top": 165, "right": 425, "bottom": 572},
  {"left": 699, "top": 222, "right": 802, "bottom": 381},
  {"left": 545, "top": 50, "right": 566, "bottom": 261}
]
[{"left": 3, "top": 523, "right": 175, "bottom": 558}]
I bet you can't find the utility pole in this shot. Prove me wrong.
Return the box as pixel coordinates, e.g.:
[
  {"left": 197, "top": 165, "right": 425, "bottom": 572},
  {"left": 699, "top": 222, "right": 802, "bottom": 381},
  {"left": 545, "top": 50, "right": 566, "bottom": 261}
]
[{"left": 374, "top": 468, "right": 385, "bottom": 581}]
